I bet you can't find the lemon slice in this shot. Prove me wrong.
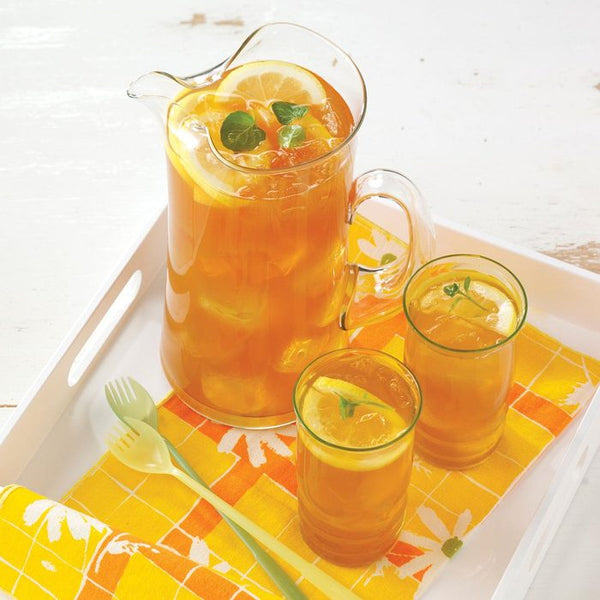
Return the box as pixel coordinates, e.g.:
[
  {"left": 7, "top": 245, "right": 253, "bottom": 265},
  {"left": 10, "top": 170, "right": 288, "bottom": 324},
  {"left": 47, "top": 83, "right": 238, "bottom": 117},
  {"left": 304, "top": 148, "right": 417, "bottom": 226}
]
[
  {"left": 166, "top": 92, "right": 242, "bottom": 205},
  {"left": 418, "top": 276, "right": 519, "bottom": 339},
  {"left": 300, "top": 376, "right": 410, "bottom": 470},
  {"left": 218, "top": 60, "right": 327, "bottom": 105},
  {"left": 166, "top": 62, "right": 330, "bottom": 202},
  {"left": 468, "top": 281, "right": 518, "bottom": 337}
]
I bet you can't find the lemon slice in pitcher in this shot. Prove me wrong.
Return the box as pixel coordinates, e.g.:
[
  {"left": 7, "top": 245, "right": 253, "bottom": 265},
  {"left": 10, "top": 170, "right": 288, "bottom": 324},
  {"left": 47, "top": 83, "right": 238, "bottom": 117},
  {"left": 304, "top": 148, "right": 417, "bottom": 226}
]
[
  {"left": 217, "top": 60, "right": 327, "bottom": 104},
  {"left": 166, "top": 91, "right": 243, "bottom": 203}
]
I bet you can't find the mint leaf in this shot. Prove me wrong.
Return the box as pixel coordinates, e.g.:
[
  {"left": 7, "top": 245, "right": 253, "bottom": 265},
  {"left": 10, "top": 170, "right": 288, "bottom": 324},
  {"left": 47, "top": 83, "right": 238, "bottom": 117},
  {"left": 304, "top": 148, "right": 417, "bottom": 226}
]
[
  {"left": 337, "top": 395, "right": 351, "bottom": 419},
  {"left": 220, "top": 111, "right": 266, "bottom": 152},
  {"left": 443, "top": 278, "right": 488, "bottom": 312},
  {"left": 443, "top": 283, "right": 460, "bottom": 297},
  {"left": 272, "top": 101, "right": 309, "bottom": 125},
  {"left": 337, "top": 394, "right": 358, "bottom": 419},
  {"left": 336, "top": 393, "right": 393, "bottom": 420},
  {"left": 278, "top": 124, "right": 305, "bottom": 149}
]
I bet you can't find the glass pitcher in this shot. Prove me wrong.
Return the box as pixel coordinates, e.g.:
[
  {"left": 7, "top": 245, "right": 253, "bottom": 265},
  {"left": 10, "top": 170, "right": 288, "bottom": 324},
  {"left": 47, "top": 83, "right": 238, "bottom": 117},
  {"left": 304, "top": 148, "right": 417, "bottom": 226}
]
[{"left": 128, "top": 23, "right": 435, "bottom": 428}]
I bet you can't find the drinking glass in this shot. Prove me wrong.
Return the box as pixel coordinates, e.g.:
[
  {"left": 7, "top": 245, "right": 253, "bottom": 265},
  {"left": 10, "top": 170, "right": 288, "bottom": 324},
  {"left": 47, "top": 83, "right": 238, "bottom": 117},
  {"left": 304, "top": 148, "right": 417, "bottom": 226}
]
[
  {"left": 403, "top": 254, "right": 527, "bottom": 469},
  {"left": 294, "top": 348, "right": 422, "bottom": 566}
]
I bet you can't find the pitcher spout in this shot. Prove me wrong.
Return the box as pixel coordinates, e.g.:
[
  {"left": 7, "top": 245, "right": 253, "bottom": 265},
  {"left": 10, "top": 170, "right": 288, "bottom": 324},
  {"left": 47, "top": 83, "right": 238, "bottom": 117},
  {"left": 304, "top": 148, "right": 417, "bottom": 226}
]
[
  {"left": 127, "top": 71, "right": 189, "bottom": 127},
  {"left": 126, "top": 57, "right": 227, "bottom": 126}
]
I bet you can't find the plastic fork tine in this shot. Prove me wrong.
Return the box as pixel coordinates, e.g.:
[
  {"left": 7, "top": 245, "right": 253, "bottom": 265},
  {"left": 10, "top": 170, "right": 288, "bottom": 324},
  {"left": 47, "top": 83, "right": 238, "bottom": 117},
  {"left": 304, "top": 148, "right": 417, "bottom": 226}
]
[
  {"left": 118, "top": 422, "right": 136, "bottom": 438},
  {"left": 116, "top": 382, "right": 126, "bottom": 405},
  {"left": 110, "top": 431, "right": 134, "bottom": 451},
  {"left": 115, "top": 379, "right": 128, "bottom": 406},
  {"left": 115, "top": 439, "right": 130, "bottom": 453},
  {"left": 104, "top": 383, "right": 115, "bottom": 407},
  {"left": 106, "top": 430, "right": 122, "bottom": 447},
  {"left": 112, "top": 421, "right": 129, "bottom": 437},
  {"left": 106, "top": 381, "right": 121, "bottom": 407},
  {"left": 110, "top": 381, "right": 121, "bottom": 404},
  {"left": 116, "top": 437, "right": 131, "bottom": 450},
  {"left": 111, "top": 421, "right": 134, "bottom": 441},
  {"left": 122, "top": 377, "right": 136, "bottom": 404}
]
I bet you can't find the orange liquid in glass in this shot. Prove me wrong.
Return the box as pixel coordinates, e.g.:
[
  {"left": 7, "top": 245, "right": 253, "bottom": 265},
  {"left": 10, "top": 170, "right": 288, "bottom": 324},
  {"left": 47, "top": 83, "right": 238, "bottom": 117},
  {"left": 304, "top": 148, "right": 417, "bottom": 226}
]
[
  {"left": 404, "top": 270, "right": 518, "bottom": 468},
  {"left": 161, "top": 62, "right": 355, "bottom": 427},
  {"left": 295, "top": 358, "right": 418, "bottom": 566}
]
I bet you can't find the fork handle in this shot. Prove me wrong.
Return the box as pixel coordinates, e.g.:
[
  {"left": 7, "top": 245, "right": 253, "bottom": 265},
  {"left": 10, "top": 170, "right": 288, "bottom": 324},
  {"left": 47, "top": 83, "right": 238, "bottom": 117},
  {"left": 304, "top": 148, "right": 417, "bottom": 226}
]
[
  {"left": 171, "top": 467, "right": 361, "bottom": 600},
  {"left": 165, "top": 440, "right": 307, "bottom": 600}
]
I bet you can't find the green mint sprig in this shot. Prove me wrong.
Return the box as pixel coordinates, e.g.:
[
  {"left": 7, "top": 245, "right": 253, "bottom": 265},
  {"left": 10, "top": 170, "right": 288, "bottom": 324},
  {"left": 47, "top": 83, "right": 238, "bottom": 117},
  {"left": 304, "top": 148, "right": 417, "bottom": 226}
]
[
  {"left": 336, "top": 393, "right": 393, "bottom": 420},
  {"left": 271, "top": 101, "right": 309, "bottom": 124},
  {"left": 442, "top": 276, "right": 488, "bottom": 311},
  {"left": 272, "top": 102, "right": 308, "bottom": 149},
  {"left": 220, "top": 111, "right": 266, "bottom": 152}
]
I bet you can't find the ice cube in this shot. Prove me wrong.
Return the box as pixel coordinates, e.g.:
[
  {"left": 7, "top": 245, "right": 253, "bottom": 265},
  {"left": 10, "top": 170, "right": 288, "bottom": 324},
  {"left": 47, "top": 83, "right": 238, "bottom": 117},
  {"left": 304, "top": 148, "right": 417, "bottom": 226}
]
[
  {"left": 318, "top": 99, "right": 343, "bottom": 137},
  {"left": 276, "top": 338, "right": 316, "bottom": 373},
  {"left": 196, "top": 293, "right": 265, "bottom": 327},
  {"left": 275, "top": 329, "right": 346, "bottom": 373},
  {"left": 201, "top": 371, "right": 270, "bottom": 417},
  {"left": 418, "top": 285, "right": 450, "bottom": 313}
]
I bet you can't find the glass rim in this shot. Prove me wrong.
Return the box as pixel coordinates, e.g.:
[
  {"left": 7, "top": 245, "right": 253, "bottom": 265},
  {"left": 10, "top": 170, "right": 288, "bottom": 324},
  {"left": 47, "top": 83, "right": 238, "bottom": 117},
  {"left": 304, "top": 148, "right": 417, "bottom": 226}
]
[
  {"left": 191, "top": 22, "right": 367, "bottom": 176},
  {"left": 402, "top": 253, "right": 529, "bottom": 354},
  {"left": 293, "top": 348, "right": 423, "bottom": 453}
]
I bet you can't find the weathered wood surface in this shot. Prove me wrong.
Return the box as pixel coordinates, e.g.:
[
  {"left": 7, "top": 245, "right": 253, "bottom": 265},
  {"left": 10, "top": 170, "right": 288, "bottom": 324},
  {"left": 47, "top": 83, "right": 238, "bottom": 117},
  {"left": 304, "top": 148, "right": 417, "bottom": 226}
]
[{"left": 1, "top": 1, "right": 598, "bottom": 598}]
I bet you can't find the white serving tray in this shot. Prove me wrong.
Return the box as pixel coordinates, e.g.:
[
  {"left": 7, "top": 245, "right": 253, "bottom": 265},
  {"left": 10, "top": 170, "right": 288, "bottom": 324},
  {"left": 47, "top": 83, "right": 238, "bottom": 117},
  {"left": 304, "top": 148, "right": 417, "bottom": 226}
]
[{"left": 1, "top": 203, "right": 599, "bottom": 600}]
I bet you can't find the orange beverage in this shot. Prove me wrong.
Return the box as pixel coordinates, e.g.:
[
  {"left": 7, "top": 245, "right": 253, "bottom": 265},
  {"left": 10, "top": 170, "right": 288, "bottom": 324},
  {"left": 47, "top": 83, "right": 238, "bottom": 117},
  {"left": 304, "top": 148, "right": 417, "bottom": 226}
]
[
  {"left": 403, "top": 254, "right": 527, "bottom": 469},
  {"left": 129, "top": 24, "right": 435, "bottom": 428},
  {"left": 294, "top": 349, "right": 421, "bottom": 566},
  {"left": 161, "top": 60, "right": 355, "bottom": 427}
]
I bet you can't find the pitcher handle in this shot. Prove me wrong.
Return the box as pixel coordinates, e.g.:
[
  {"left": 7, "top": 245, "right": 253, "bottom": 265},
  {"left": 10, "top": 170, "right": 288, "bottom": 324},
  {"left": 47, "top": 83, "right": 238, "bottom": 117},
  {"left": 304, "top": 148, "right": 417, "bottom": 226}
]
[{"left": 341, "top": 169, "right": 435, "bottom": 330}]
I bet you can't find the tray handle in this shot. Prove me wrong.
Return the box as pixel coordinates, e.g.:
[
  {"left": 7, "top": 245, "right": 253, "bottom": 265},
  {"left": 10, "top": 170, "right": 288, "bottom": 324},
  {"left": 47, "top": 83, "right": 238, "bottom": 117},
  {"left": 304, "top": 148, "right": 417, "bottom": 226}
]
[{"left": 0, "top": 208, "right": 167, "bottom": 484}]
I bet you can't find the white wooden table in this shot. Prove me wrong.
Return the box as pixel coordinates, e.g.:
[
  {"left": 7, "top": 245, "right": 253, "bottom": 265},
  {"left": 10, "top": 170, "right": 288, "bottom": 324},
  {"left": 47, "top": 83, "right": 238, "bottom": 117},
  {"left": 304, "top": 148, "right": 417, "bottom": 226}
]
[{"left": 1, "top": 1, "right": 598, "bottom": 597}]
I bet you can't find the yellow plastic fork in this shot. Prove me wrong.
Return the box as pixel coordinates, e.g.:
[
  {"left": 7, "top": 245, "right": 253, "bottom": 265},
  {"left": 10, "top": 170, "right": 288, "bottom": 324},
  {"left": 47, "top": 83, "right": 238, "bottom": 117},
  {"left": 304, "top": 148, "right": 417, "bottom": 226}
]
[{"left": 107, "top": 418, "right": 361, "bottom": 600}]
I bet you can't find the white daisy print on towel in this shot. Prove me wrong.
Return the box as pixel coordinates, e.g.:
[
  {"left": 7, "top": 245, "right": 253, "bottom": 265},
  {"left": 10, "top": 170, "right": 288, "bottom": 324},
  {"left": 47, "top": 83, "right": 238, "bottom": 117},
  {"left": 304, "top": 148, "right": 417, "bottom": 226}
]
[
  {"left": 397, "top": 507, "right": 472, "bottom": 584},
  {"left": 217, "top": 425, "right": 296, "bottom": 467},
  {"left": 104, "top": 534, "right": 159, "bottom": 557},
  {"left": 357, "top": 229, "right": 408, "bottom": 269},
  {"left": 23, "top": 499, "right": 108, "bottom": 543}
]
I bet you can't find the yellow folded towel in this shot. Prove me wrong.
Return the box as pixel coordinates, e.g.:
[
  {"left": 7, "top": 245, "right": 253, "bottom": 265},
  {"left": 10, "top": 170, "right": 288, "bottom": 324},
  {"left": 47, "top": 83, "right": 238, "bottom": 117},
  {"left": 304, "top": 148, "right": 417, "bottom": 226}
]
[{"left": 0, "top": 485, "right": 279, "bottom": 599}]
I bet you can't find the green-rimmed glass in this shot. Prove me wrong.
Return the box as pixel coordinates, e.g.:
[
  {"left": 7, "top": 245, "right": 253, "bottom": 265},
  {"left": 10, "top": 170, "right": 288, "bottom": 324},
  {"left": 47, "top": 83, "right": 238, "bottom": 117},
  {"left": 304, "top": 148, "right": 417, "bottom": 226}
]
[
  {"left": 403, "top": 254, "right": 528, "bottom": 469},
  {"left": 293, "top": 348, "right": 422, "bottom": 567}
]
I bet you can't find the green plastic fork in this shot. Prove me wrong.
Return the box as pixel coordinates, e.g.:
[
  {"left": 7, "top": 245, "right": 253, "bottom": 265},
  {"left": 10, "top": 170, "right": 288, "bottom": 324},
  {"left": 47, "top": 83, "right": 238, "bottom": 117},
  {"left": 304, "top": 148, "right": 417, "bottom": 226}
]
[
  {"left": 107, "top": 417, "right": 361, "bottom": 600},
  {"left": 105, "top": 378, "right": 308, "bottom": 600}
]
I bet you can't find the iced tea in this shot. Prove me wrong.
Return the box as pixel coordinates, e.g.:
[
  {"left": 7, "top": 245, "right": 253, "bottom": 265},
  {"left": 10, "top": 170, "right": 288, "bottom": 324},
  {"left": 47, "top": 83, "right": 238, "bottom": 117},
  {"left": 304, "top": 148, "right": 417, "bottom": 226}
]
[
  {"left": 161, "top": 61, "right": 355, "bottom": 427},
  {"left": 294, "top": 349, "right": 421, "bottom": 566},
  {"left": 403, "top": 255, "right": 527, "bottom": 469}
]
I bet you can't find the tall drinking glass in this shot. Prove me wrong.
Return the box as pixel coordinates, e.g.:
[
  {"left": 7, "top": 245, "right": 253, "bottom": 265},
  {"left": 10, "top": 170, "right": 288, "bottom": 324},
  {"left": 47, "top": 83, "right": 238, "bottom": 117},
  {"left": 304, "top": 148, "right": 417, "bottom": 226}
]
[
  {"left": 403, "top": 254, "right": 527, "bottom": 469},
  {"left": 294, "top": 348, "right": 422, "bottom": 566}
]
